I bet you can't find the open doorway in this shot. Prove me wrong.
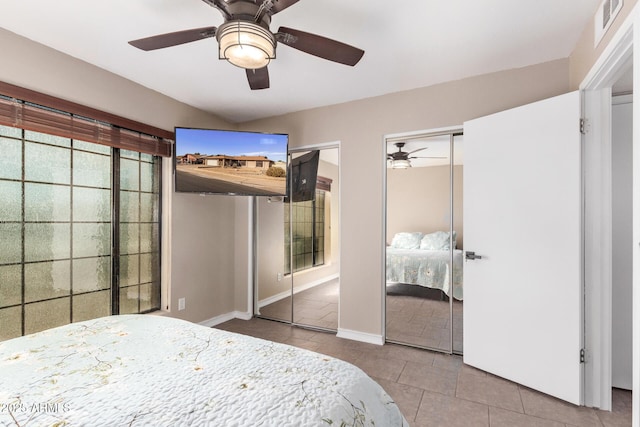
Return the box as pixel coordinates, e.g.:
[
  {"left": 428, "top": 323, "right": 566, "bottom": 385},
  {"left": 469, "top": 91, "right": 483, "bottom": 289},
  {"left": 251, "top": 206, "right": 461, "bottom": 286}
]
[
  {"left": 611, "top": 66, "right": 633, "bottom": 406},
  {"left": 580, "top": 20, "right": 635, "bottom": 409}
]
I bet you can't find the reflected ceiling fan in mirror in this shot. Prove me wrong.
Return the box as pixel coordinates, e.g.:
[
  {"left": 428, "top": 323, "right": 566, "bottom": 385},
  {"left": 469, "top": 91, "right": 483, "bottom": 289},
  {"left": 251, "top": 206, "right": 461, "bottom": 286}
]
[
  {"left": 128, "top": 0, "right": 365, "bottom": 90},
  {"left": 387, "top": 142, "right": 447, "bottom": 169}
]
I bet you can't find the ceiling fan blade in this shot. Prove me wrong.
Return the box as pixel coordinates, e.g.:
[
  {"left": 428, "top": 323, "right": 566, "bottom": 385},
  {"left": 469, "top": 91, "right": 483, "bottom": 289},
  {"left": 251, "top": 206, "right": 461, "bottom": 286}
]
[
  {"left": 277, "top": 27, "right": 364, "bottom": 66},
  {"left": 246, "top": 67, "right": 270, "bottom": 90},
  {"left": 128, "top": 26, "right": 217, "bottom": 51},
  {"left": 409, "top": 156, "right": 448, "bottom": 159},
  {"left": 407, "top": 147, "right": 429, "bottom": 155},
  {"left": 270, "top": 0, "right": 300, "bottom": 14}
]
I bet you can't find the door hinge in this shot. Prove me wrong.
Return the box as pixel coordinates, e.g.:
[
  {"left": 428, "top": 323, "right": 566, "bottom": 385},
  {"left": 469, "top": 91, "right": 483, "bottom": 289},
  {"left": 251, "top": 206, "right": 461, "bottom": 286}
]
[
  {"left": 580, "top": 348, "right": 586, "bottom": 363},
  {"left": 580, "top": 118, "right": 589, "bottom": 134}
]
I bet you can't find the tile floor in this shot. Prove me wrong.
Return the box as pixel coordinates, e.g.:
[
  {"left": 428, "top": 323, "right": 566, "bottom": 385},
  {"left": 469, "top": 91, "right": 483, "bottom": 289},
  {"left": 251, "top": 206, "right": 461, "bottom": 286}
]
[
  {"left": 259, "top": 279, "right": 339, "bottom": 330},
  {"left": 216, "top": 317, "right": 632, "bottom": 427},
  {"left": 260, "top": 280, "right": 464, "bottom": 352},
  {"left": 386, "top": 283, "right": 464, "bottom": 353}
]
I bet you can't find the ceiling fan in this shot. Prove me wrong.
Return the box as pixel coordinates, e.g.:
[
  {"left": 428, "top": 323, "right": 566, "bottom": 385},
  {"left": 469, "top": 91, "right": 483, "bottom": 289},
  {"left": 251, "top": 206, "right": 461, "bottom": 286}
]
[
  {"left": 387, "top": 142, "right": 447, "bottom": 169},
  {"left": 128, "top": 0, "right": 365, "bottom": 90}
]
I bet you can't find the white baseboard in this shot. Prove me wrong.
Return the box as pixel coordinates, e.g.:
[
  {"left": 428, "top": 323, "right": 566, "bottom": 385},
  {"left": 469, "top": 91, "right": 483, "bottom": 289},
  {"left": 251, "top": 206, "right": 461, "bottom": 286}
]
[
  {"left": 337, "top": 328, "right": 384, "bottom": 346},
  {"left": 198, "top": 310, "right": 384, "bottom": 347},
  {"left": 258, "top": 290, "right": 289, "bottom": 309},
  {"left": 233, "top": 310, "right": 252, "bottom": 321},
  {"left": 199, "top": 310, "right": 252, "bottom": 327},
  {"left": 258, "top": 274, "right": 339, "bottom": 308}
]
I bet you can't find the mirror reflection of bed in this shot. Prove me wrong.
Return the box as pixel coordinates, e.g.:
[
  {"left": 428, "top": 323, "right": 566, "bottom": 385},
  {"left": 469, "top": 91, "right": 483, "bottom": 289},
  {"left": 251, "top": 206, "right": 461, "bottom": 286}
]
[{"left": 385, "top": 132, "right": 463, "bottom": 354}]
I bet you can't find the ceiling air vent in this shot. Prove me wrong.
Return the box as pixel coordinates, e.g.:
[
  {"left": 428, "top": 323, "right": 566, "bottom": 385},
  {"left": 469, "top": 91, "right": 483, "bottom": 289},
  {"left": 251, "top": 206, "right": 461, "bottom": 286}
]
[{"left": 594, "top": 0, "right": 624, "bottom": 47}]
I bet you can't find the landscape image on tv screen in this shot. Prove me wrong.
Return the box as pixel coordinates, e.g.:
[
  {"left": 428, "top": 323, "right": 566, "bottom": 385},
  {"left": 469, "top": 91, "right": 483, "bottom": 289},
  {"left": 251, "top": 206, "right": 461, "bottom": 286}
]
[{"left": 174, "top": 127, "right": 288, "bottom": 196}]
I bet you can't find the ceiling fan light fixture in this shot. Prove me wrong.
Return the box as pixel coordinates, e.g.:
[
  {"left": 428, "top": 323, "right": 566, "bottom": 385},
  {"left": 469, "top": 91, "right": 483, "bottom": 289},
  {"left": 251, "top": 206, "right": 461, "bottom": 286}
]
[
  {"left": 391, "top": 159, "right": 411, "bottom": 169},
  {"left": 217, "top": 21, "right": 275, "bottom": 69}
]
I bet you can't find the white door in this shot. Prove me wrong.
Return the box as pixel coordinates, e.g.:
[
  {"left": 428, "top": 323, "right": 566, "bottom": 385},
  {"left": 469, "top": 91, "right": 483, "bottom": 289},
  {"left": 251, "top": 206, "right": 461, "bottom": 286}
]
[{"left": 463, "top": 91, "right": 583, "bottom": 405}]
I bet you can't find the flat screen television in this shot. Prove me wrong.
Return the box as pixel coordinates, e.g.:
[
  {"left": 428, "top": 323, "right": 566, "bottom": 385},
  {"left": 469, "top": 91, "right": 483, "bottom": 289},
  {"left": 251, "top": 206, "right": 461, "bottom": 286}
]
[
  {"left": 174, "top": 127, "right": 288, "bottom": 196},
  {"left": 289, "top": 150, "right": 320, "bottom": 202}
]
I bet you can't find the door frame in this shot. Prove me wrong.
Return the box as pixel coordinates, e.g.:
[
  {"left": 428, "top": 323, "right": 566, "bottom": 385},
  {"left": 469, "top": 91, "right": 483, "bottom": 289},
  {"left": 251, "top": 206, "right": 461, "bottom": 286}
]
[{"left": 579, "top": 5, "right": 637, "bottom": 413}]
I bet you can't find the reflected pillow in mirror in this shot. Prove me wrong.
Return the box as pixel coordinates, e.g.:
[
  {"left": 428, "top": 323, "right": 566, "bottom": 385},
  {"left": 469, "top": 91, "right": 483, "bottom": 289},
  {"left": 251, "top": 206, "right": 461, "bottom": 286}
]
[
  {"left": 390, "top": 232, "right": 423, "bottom": 249},
  {"left": 420, "top": 231, "right": 456, "bottom": 250}
]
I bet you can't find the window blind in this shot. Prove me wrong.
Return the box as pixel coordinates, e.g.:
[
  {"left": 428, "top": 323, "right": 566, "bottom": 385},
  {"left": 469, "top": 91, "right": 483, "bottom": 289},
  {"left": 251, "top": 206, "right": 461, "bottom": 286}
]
[
  {"left": 316, "top": 176, "right": 332, "bottom": 192},
  {"left": 0, "top": 81, "right": 173, "bottom": 157}
]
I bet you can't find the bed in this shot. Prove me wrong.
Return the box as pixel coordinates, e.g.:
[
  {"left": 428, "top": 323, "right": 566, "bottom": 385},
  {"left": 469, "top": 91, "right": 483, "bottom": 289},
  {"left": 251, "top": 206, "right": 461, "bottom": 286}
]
[
  {"left": 386, "top": 231, "right": 463, "bottom": 300},
  {"left": 0, "top": 315, "right": 408, "bottom": 427}
]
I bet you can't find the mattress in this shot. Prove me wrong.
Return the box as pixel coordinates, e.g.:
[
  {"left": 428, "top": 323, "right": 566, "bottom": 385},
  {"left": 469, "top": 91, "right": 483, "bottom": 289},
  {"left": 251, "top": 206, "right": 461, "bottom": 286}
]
[
  {"left": 386, "top": 248, "right": 464, "bottom": 300},
  {"left": 0, "top": 315, "right": 408, "bottom": 426}
]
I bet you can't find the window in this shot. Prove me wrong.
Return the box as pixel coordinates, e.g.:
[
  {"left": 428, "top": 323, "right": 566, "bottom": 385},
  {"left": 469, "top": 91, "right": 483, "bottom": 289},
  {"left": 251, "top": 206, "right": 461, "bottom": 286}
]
[
  {"left": 284, "top": 189, "right": 326, "bottom": 274},
  {"left": 0, "top": 126, "right": 162, "bottom": 340},
  {"left": 0, "top": 84, "right": 169, "bottom": 341},
  {"left": 256, "top": 160, "right": 263, "bottom": 168},
  {"left": 118, "top": 150, "right": 161, "bottom": 315}
]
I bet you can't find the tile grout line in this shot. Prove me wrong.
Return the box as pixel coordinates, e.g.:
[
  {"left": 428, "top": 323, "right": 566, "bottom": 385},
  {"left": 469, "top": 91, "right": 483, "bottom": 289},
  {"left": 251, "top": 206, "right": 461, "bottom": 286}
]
[
  {"left": 454, "top": 362, "right": 460, "bottom": 398},
  {"left": 394, "top": 359, "right": 408, "bottom": 382},
  {"left": 221, "top": 318, "right": 628, "bottom": 427},
  {"left": 516, "top": 383, "right": 526, "bottom": 414},
  {"left": 395, "top": 358, "right": 410, "bottom": 383},
  {"left": 487, "top": 403, "right": 492, "bottom": 427},
  {"left": 411, "top": 389, "right": 427, "bottom": 424}
]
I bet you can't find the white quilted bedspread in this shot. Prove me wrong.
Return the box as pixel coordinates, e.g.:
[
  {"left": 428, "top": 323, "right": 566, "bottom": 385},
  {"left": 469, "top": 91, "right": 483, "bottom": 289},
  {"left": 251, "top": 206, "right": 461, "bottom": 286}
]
[{"left": 0, "top": 315, "right": 408, "bottom": 427}]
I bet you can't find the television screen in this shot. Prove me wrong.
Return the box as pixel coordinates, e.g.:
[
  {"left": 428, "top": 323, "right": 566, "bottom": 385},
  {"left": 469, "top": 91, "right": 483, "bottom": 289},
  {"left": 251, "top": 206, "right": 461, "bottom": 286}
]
[
  {"left": 290, "top": 150, "right": 320, "bottom": 202},
  {"left": 174, "top": 127, "right": 288, "bottom": 196}
]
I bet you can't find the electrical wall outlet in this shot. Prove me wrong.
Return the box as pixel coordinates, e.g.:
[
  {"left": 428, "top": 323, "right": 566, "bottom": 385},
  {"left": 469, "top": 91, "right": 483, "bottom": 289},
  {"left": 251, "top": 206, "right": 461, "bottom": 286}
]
[
  {"left": 277, "top": 272, "right": 282, "bottom": 281},
  {"left": 178, "top": 298, "right": 186, "bottom": 311}
]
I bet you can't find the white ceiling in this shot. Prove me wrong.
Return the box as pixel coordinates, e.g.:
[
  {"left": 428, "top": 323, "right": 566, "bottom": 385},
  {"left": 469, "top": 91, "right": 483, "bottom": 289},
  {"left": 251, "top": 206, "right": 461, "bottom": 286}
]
[{"left": 1, "top": 0, "right": 600, "bottom": 123}]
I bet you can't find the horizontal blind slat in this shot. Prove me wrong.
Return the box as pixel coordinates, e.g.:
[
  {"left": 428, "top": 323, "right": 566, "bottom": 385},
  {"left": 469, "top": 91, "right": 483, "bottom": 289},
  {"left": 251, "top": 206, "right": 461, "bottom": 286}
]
[{"left": 0, "top": 84, "right": 173, "bottom": 157}]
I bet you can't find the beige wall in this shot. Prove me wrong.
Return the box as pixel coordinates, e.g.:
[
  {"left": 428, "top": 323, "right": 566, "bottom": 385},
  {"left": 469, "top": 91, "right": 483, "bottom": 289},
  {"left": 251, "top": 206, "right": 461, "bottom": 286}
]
[
  {"left": 240, "top": 59, "right": 571, "bottom": 336},
  {"left": 234, "top": 198, "right": 251, "bottom": 315},
  {"left": 570, "top": 0, "right": 638, "bottom": 88},
  {"left": 3, "top": 16, "right": 603, "bottom": 337},
  {"left": 256, "top": 198, "right": 288, "bottom": 302},
  {"left": 322, "top": 159, "right": 340, "bottom": 272},
  {"left": 0, "top": 29, "right": 227, "bottom": 133},
  {"left": 0, "top": 28, "right": 243, "bottom": 325},
  {"left": 387, "top": 165, "right": 464, "bottom": 248}
]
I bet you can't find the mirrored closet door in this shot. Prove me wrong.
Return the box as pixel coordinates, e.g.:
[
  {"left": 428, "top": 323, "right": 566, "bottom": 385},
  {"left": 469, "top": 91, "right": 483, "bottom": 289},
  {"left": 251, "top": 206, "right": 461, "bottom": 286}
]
[
  {"left": 255, "top": 196, "right": 292, "bottom": 323},
  {"left": 256, "top": 146, "right": 340, "bottom": 332},
  {"left": 385, "top": 131, "right": 463, "bottom": 354}
]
